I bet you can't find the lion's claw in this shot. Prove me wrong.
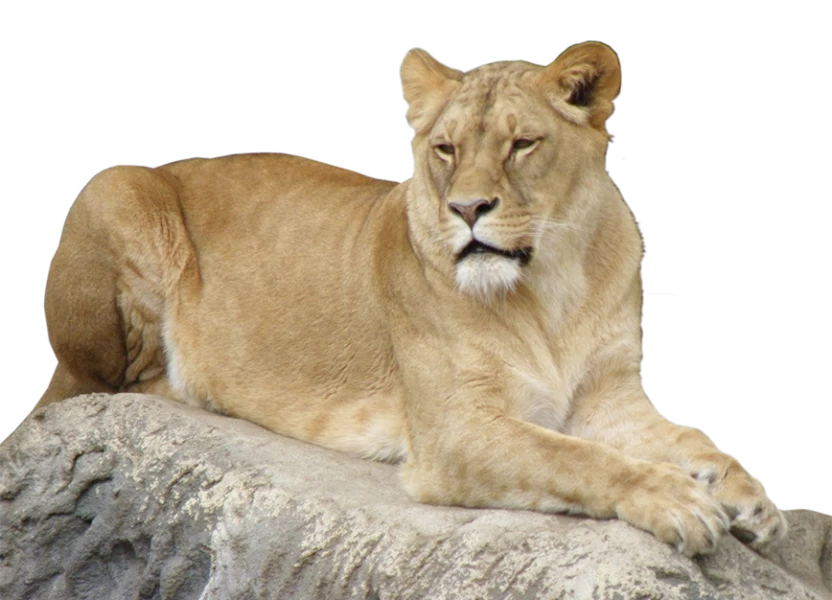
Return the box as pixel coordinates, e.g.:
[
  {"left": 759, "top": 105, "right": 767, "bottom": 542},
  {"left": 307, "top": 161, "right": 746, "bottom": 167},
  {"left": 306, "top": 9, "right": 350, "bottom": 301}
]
[
  {"left": 616, "top": 462, "right": 729, "bottom": 557},
  {"left": 689, "top": 455, "right": 787, "bottom": 551}
]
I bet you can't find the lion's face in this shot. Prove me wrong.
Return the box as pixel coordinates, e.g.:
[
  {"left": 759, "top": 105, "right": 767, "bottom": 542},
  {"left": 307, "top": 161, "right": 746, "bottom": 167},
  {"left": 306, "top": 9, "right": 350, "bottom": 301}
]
[{"left": 401, "top": 44, "right": 621, "bottom": 299}]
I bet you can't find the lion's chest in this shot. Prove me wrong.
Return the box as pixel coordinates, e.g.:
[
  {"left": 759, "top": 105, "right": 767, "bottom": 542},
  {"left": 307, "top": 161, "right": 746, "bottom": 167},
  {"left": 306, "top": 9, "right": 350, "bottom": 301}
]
[
  {"left": 496, "top": 288, "right": 589, "bottom": 433},
  {"left": 505, "top": 365, "right": 573, "bottom": 433}
]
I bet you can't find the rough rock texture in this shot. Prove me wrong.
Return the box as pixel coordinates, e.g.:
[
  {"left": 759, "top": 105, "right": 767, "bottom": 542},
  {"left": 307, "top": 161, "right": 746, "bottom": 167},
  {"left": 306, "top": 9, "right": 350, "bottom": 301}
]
[{"left": 1, "top": 394, "right": 830, "bottom": 600}]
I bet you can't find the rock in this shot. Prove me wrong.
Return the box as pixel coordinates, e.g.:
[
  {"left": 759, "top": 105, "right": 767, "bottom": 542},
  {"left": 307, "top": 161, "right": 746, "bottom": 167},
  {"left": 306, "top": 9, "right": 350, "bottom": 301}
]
[{"left": 1, "top": 394, "right": 829, "bottom": 600}]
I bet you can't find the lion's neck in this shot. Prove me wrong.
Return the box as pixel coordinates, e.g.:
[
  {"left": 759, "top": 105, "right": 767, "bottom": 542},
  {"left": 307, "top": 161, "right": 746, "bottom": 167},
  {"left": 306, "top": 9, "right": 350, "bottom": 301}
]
[{"left": 524, "top": 180, "right": 612, "bottom": 334}]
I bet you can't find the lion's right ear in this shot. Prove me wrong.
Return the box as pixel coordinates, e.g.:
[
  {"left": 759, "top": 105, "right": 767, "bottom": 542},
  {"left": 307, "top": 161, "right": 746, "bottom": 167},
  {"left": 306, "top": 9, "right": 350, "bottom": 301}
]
[{"left": 401, "top": 49, "right": 463, "bottom": 133}]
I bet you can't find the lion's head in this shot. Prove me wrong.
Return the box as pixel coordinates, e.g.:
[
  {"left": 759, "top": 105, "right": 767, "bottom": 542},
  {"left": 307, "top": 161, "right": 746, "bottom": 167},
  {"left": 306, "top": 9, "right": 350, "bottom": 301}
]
[{"left": 401, "top": 42, "right": 621, "bottom": 300}]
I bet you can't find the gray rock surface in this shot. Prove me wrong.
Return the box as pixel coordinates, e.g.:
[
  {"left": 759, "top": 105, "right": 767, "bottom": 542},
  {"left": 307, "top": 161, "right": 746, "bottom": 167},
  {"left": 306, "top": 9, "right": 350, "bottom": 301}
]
[{"left": 1, "top": 394, "right": 829, "bottom": 600}]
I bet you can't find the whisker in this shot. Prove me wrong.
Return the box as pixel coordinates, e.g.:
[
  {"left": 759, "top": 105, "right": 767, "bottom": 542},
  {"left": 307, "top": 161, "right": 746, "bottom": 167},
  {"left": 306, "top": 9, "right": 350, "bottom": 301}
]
[{"left": 530, "top": 218, "right": 588, "bottom": 233}]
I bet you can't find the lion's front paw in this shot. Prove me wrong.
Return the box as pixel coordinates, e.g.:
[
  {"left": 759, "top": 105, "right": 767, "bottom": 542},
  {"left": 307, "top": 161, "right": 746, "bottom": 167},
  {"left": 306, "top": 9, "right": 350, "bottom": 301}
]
[
  {"left": 616, "top": 463, "right": 729, "bottom": 557},
  {"left": 691, "top": 456, "right": 787, "bottom": 551}
]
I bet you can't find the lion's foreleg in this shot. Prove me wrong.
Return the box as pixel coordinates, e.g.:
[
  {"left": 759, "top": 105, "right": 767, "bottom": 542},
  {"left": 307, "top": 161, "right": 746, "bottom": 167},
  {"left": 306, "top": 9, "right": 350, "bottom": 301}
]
[
  {"left": 402, "top": 397, "right": 727, "bottom": 557},
  {"left": 566, "top": 368, "right": 787, "bottom": 550}
]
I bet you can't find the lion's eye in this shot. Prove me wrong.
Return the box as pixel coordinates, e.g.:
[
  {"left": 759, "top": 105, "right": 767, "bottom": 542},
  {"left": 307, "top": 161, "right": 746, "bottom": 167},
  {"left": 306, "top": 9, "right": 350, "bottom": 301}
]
[
  {"left": 511, "top": 138, "right": 537, "bottom": 153},
  {"left": 434, "top": 143, "right": 455, "bottom": 159}
]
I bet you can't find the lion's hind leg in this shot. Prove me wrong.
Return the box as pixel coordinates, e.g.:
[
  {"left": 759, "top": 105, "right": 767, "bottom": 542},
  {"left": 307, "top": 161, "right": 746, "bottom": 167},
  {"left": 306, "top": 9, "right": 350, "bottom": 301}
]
[
  {"left": 36, "top": 363, "right": 113, "bottom": 409},
  {"left": 39, "top": 165, "right": 197, "bottom": 410}
]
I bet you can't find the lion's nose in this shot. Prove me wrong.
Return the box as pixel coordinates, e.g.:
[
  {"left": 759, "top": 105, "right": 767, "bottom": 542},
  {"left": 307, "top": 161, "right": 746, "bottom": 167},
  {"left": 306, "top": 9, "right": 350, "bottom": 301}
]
[{"left": 448, "top": 197, "right": 499, "bottom": 228}]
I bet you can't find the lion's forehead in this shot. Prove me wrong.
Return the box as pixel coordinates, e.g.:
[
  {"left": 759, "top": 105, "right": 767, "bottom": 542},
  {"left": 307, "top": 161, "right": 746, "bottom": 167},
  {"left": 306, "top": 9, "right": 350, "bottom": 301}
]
[
  {"left": 439, "top": 63, "right": 547, "bottom": 139},
  {"left": 465, "top": 59, "right": 540, "bottom": 80}
]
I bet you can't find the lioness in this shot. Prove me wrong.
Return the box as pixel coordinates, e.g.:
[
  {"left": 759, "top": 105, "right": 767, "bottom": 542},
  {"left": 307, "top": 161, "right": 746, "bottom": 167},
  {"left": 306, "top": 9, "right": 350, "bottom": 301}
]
[{"left": 38, "top": 42, "right": 785, "bottom": 557}]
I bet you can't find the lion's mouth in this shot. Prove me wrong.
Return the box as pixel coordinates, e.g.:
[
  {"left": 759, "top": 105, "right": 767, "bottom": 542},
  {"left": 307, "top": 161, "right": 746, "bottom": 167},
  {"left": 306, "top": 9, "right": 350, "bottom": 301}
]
[{"left": 457, "top": 240, "right": 533, "bottom": 265}]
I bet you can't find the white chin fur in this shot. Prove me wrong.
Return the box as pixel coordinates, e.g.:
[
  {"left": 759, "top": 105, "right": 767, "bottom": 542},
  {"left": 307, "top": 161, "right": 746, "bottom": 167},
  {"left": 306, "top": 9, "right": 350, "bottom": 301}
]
[{"left": 455, "top": 255, "right": 523, "bottom": 301}]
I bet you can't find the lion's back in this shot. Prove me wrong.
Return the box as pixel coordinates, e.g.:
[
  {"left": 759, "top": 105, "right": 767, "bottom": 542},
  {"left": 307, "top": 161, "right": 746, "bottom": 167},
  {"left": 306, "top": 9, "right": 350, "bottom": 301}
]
[
  {"left": 158, "top": 153, "right": 398, "bottom": 241},
  {"left": 157, "top": 152, "right": 402, "bottom": 306}
]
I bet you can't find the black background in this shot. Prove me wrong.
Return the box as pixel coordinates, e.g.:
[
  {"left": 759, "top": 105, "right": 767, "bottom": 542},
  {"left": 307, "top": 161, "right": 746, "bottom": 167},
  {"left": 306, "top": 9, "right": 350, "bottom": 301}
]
[{"left": 6, "top": 28, "right": 828, "bottom": 509}]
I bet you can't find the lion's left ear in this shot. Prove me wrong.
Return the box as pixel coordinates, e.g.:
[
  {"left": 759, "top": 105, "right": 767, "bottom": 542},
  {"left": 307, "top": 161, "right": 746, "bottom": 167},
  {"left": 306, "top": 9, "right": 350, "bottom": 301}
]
[{"left": 536, "top": 41, "right": 621, "bottom": 132}]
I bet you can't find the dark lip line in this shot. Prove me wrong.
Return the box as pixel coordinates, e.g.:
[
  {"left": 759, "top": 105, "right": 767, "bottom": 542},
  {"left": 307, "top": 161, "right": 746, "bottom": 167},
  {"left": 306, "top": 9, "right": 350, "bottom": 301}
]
[{"left": 456, "top": 240, "right": 533, "bottom": 265}]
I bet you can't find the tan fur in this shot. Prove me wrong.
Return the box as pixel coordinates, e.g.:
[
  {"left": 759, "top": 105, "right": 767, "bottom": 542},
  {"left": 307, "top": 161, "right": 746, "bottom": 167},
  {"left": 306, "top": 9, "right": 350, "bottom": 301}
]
[{"left": 38, "top": 42, "right": 785, "bottom": 556}]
